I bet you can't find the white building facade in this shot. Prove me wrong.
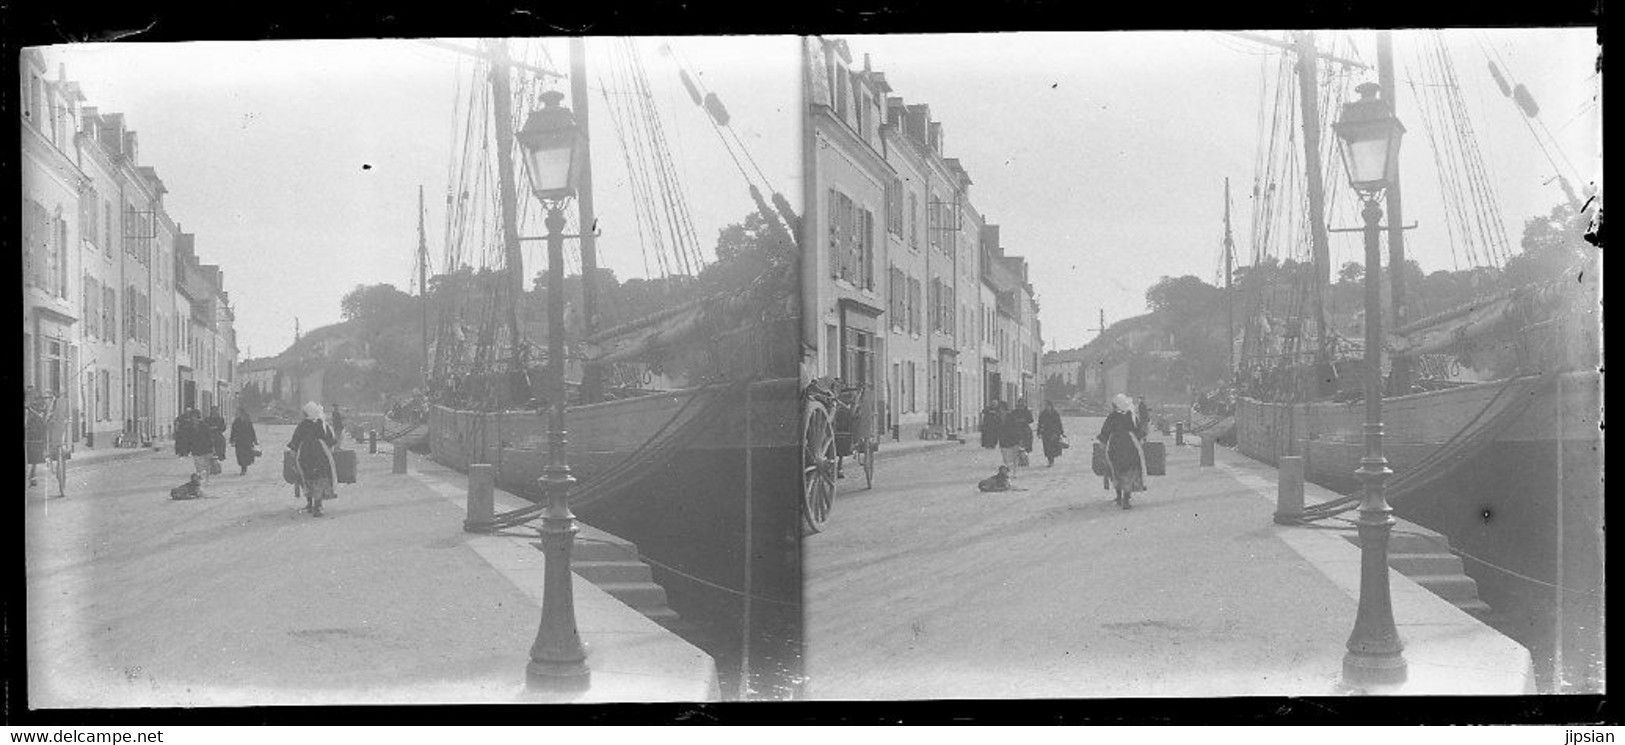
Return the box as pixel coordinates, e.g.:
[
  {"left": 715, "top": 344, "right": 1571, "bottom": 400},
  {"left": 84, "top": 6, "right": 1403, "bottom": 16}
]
[
  {"left": 19, "top": 52, "right": 239, "bottom": 451},
  {"left": 805, "top": 36, "right": 1044, "bottom": 440}
]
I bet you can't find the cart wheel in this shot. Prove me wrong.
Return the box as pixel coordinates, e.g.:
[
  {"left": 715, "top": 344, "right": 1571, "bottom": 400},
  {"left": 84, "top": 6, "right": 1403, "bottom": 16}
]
[
  {"left": 802, "top": 403, "right": 837, "bottom": 534},
  {"left": 861, "top": 437, "right": 875, "bottom": 490}
]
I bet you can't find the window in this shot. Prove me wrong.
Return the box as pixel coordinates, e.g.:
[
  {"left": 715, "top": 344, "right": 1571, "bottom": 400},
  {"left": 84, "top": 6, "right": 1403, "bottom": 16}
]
[
  {"left": 22, "top": 199, "right": 46, "bottom": 290},
  {"left": 857, "top": 208, "right": 874, "bottom": 289},
  {"left": 906, "top": 361, "right": 917, "bottom": 413},
  {"left": 853, "top": 81, "right": 867, "bottom": 137},
  {"left": 885, "top": 178, "right": 903, "bottom": 236},
  {"left": 99, "top": 369, "right": 111, "bottom": 420},
  {"left": 825, "top": 325, "right": 839, "bottom": 379},
  {"left": 928, "top": 196, "right": 942, "bottom": 249},
  {"left": 888, "top": 265, "right": 905, "bottom": 329},
  {"left": 908, "top": 193, "right": 918, "bottom": 250},
  {"left": 102, "top": 286, "right": 117, "bottom": 343},
  {"left": 54, "top": 213, "right": 68, "bottom": 298},
  {"left": 828, "top": 189, "right": 851, "bottom": 282},
  {"left": 104, "top": 199, "right": 113, "bottom": 255},
  {"left": 907, "top": 278, "right": 921, "bottom": 335},
  {"left": 80, "top": 186, "right": 97, "bottom": 248},
  {"left": 834, "top": 64, "right": 849, "bottom": 121},
  {"left": 890, "top": 362, "right": 900, "bottom": 425},
  {"left": 84, "top": 276, "right": 100, "bottom": 338},
  {"left": 928, "top": 279, "right": 940, "bottom": 333},
  {"left": 842, "top": 327, "right": 874, "bottom": 390},
  {"left": 42, "top": 338, "right": 64, "bottom": 396}
]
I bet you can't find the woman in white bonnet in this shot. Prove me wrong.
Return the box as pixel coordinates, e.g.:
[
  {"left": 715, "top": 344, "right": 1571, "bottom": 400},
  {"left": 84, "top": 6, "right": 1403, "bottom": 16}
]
[
  {"left": 1096, "top": 393, "right": 1148, "bottom": 509},
  {"left": 288, "top": 401, "right": 339, "bottom": 516}
]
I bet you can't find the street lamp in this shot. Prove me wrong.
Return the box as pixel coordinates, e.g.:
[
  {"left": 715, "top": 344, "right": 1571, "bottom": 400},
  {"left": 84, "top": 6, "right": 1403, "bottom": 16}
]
[
  {"left": 517, "top": 89, "right": 590, "bottom": 691},
  {"left": 1332, "top": 81, "right": 1407, "bottom": 687}
]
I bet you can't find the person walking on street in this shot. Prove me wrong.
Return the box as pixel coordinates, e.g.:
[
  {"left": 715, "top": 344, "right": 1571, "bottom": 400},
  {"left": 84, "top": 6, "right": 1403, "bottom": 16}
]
[
  {"left": 180, "top": 408, "right": 215, "bottom": 495},
  {"left": 1099, "top": 393, "right": 1148, "bottom": 509},
  {"left": 330, "top": 405, "right": 345, "bottom": 445},
  {"left": 1000, "top": 400, "right": 1032, "bottom": 478},
  {"left": 25, "top": 386, "right": 48, "bottom": 488},
  {"left": 1135, "top": 396, "right": 1152, "bottom": 440},
  {"left": 229, "top": 408, "right": 258, "bottom": 476},
  {"left": 1037, "top": 400, "right": 1066, "bottom": 467},
  {"left": 172, "top": 410, "right": 188, "bottom": 457},
  {"left": 979, "top": 400, "right": 1003, "bottom": 451},
  {"left": 204, "top": 406, "right": 228, "bottom": 462},
  {"left": 289, "top": 401, "right": 339, "bottom": 517},
  {"left": 1011, "top": 399, "right": 1035, "bottom": 455}
]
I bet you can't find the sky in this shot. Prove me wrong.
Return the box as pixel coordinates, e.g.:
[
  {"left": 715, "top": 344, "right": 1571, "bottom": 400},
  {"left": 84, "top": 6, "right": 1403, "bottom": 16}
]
[
  {"left": 40, "top": 37, "right": 802, "bottom": 360},
  {"left": 835, "top": 29, "right": 1600, "bottom": 351},
  {"left": 35, "top": 31, "right": 1600, "bottom": 359}
]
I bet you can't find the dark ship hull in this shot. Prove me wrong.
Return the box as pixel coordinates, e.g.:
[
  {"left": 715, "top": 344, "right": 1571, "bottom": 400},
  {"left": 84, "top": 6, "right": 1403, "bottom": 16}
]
[{"left": 427, "top": 318, "right": 804, "bottom": 698}]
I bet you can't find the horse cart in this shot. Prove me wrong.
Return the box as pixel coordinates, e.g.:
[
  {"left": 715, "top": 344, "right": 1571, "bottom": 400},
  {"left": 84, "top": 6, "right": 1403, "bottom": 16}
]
[{"left": 801, "top": 378, "right": 877, "bottom": 533}]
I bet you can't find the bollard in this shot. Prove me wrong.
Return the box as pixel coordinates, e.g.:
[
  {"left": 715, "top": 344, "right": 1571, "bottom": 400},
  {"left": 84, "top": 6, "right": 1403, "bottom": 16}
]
[
  {"left": 1175, "top": 421, "right": 1185, "bottom": 446},
  {"left": 1274, "top": 455, "right": 1305, "bottom": 525},
  {"left": 463, "top": 463, "right": 495, "bottom": 532},
  {"left": 368, "top": 429, "right": 377, "bottom": 455},
  {"left": 1200, "top": 435, "right": 1215, "bottom": 467},
  {"left": 393, "top": 443, "right": 409, "bottom": 474}
]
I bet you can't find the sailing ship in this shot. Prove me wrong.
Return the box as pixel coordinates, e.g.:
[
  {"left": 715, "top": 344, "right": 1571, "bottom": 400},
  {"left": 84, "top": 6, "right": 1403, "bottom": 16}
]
[
  {"left": 1222, "top": 30, "right": 1600, "bottom": 691},
  {"left": 416, "top": 38, "right": 803, "bottom": 698}
]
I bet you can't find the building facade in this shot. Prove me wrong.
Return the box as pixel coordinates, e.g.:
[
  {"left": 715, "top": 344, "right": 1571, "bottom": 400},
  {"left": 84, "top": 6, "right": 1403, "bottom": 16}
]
[
  {"left": 19, "top": 51, "right": 239, "bottom": 452},
  {"left": 805, "top": 37, "right": 1043, "bottom": 440}
]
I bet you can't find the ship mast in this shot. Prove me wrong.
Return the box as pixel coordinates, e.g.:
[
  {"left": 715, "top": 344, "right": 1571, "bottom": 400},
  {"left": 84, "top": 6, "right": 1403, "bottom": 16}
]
[
  {"left": 1377, "top": 31, "right": 1411, "bottom": 394},
  {"left": 1224, "top": 177, "right": 1235, "bottom": 377},
  {"left": 571, "top": 38, "right": 603, "bottom": 403},
  {"left": 1291, "top": 31, "right": 1333, "bottom": 384},
  {"left": 485, "top": 38, "right": 528, "bottom": 375},
  {"left": 419, "top": 184, "right": 429, "bottom": 379},
  {"left": 1226, "top": 31, "right": 1370, "bottom": 398}
]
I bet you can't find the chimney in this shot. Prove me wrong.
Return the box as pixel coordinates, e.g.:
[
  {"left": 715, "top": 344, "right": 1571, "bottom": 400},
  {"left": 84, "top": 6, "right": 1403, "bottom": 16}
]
[
  {"left": 982, "top": 225, "right": 1002, "bottom": 256},
  {"left": 102, "top": 113, "right": 126, "bottom": 156},
  {"left": 905, "top": 104, "right": 930, "bottom": 145},
  {"left": 124, "top": 131, "right": 138, "bottom": 165},
  {"left": 887, "top": 96, "right": 906, "bottom": 128},
  {"left": 81, "top": 106, "right": 98, "bottom": 137},
  {"left": 929, "top": 122, "right": 943, "bottom": 155}
]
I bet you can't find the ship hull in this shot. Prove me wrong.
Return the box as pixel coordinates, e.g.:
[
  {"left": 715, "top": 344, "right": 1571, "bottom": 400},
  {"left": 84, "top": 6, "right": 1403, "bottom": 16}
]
[
  {"left": 428, "top": 376, "right": 804, "bottom": 697},
  {"left": 1235, "top": 370, "right": 1602, "bottom": 691}
]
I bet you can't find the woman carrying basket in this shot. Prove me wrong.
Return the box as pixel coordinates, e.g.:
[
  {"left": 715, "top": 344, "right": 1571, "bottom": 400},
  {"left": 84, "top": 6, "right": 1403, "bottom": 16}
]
[
  {"left": 1097, "top": 394, "right": 1148, "bottom": 510},
  {"left": 288, "top": 402, "right": 339, "bottom": 517}
]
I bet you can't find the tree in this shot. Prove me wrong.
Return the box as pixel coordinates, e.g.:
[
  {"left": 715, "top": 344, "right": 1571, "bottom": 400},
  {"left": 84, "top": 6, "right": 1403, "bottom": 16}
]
[
  {"left": 340, "top": 283, "right": 416, "bottom": 329},
  {"left": 1505, "top": 202, "right": 1595, "bottom": 288},
  {"left": 1145, "top": 275, "right": 1223, "bottom": 319},
  {"left": 1337, "top": 261, "right": 1364, "bottom": 285},
  {"left": 1044, "top": 373, "right": 1077, "bottom": 401},
  {"left": 1144, "top": 275, "right": 1228, "bottom": 390},
  {"left": 239, "top": 382, "right": 265, "bottom": 413}
]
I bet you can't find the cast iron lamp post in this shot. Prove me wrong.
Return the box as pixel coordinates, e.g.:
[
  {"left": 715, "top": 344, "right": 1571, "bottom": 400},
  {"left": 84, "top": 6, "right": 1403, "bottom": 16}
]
[
  {"left": 516, "top": 89, "right": 590, "bottom": 690},
  {"left": 1333, "top": 81, "right": 1408, "bottom": 687}
]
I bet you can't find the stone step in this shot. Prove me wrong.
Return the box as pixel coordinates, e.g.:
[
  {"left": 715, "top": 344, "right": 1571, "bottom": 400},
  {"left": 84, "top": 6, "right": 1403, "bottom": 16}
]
[
  {"left": 1456, "top": 598, "right": 1495, "bottom": 618},
  {"left": 642, "top": 606, "right": 684, "bottom": 624},
  {"left": 596, "top": 581, "right": 670, "bottom": 610},
  {"left": 1386, "top": 532, "right": 1454, "bottom": 554},
  {"left": 572, "top": 559, "right": 654, "bottom": 584},
  {"left": 1388, "top": 551, "right": 1467, "bottom": 576},
  {"left": 1409, "top": 573, "right": 1485, "bottom": 603},
  {"left": 539, "top": 538, "right": 638, "bottom": 563},
  {"left": 1346, "top": 531, "right": 1452, "bottom": 555}
]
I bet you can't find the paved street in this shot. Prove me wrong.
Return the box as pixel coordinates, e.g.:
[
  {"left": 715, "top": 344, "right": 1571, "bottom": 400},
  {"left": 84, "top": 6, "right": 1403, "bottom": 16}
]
[
  {"left": 23, "top": 427, "right": 639, "bottom": 707},
  {"left": 805, "top": 417, "right": 1515, "bottom": 699}
]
